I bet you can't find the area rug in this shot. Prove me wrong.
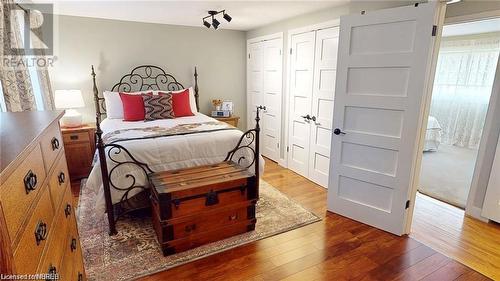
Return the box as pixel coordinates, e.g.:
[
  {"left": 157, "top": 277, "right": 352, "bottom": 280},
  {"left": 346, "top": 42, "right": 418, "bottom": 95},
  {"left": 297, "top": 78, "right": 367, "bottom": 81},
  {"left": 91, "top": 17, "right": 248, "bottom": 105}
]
[{"left": 77, "top": 180, "right": 321, "bottom": 281}]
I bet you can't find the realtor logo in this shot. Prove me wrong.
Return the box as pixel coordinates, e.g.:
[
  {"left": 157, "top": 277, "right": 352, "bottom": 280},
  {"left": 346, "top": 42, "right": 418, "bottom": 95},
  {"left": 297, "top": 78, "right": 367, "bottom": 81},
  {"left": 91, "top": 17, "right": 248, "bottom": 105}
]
[{"left": 3, "top": 3, "right": 53, "bottom": 56}]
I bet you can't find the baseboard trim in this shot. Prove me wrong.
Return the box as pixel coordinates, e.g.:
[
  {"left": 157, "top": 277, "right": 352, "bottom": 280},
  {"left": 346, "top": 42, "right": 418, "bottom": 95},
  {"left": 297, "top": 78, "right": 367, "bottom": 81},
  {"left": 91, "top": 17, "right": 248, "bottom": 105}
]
[{"left": 465, "top": 206, "right": 489, "bottom": 223}]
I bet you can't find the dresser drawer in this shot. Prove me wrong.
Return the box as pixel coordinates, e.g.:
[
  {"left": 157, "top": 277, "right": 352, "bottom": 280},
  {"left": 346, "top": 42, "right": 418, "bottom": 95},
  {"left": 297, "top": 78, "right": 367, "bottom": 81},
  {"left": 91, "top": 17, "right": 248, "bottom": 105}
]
[
  {"left": 13, "top": 186, "right": 54, "bottom": 274},
  {"left": 40, "top": 123, "right": 63, "bottom": 172},
  {"left": 49, "top": 154, "right": 70, "bottom": 209},
  {"left": 63, "top": 131, "right": 90, "bottom": 144},
  {"left": 38, "top": 187, "right": 73, "bottom": 278},
  {"left": 60, "top": 216, "right": 85, "bottom": 281},
  {"left": 0, "top": 144, "right": 46, "bottom": 241}
]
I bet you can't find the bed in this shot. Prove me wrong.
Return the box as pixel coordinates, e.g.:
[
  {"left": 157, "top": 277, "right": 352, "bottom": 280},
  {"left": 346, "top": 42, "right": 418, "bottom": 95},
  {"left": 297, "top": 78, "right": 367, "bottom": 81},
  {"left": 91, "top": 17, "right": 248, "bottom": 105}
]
[
  {"left": 424, "top": 116, "right": 442, "bottom": 152},
  {"left": 87, "top": 65, "right": 263, "bottom": 235}
]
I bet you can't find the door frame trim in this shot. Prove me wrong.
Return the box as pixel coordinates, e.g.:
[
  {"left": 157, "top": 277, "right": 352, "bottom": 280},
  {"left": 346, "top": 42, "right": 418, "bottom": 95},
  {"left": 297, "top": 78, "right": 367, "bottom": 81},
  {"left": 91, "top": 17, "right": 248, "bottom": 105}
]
[
  {"left": 410, "top": 10, "right": 500, "bottom": 228},
  {"left": 282, "top": 19, "right": 340, "bottom": 169}
]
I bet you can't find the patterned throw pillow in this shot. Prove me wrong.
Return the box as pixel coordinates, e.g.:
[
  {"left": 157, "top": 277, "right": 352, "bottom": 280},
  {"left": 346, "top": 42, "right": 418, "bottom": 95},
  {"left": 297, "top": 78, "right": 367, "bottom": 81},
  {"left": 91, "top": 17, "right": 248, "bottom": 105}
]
[{"left": 142, "top": 93, "right": 175, "bottom": 121}]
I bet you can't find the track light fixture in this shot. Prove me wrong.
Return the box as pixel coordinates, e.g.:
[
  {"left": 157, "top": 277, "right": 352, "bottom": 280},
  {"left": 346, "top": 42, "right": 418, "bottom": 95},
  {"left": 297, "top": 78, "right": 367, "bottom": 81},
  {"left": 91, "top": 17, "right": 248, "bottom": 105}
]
[{"left": 202, "top": 10, "right": 232, "bottom": 29}]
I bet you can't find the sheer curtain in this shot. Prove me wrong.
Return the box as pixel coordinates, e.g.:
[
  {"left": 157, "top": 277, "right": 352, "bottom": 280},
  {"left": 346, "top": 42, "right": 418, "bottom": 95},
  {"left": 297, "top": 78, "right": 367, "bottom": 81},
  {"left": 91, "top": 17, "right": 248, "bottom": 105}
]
[{"left": 430, "top": 34, "right": 500, "bottom": 149}]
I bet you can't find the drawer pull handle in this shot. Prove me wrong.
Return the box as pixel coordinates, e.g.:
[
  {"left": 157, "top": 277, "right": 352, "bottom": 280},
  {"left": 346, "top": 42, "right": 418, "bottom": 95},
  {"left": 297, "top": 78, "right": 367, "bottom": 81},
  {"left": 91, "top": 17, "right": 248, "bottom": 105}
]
[
  {"left": 78, "top": 272, "right": 83, "bottom": 281},
  {"left": 185, "top": 224, "right": 196, "bottom": 233},
  {"left": 71, "top": 238, "right": 77, "bottom": 252},
  {"left": 229, "top": 214, "right": 238, "bottom": 221},
  {"left": 35, "top": 220, "right": 48, "bottom": 245},
  {"left": 64, "top": 204, "right": 72, "bottom": 218},
  {"left": 70, "top": 135, "right": 79, "bottom": 140},
  {"left": 58, "top": 171, "right": 65, "bottom": 185},
  {"left": 46, "top": 264, "right": 57, "bottom": 281},
  {"left": 51, "top": 137, "right": 60, "bottom": 150},
  {"left": 24, "top": 170, "right": 38, "bottom": 194}
]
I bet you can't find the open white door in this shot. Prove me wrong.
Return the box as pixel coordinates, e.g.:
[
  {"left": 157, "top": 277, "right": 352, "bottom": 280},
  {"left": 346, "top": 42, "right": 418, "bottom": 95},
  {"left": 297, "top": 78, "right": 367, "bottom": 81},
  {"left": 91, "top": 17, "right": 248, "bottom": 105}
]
[
  {"left": 247, "top": 42, "right": 263, "bottom": 129},
  {"left": 327, "top": 2, "right": 445, "bottom": 235}
]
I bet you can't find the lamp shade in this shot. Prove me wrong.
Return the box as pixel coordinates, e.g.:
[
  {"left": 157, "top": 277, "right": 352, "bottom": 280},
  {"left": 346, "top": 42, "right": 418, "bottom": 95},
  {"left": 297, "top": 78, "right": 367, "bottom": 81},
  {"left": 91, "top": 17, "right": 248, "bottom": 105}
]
[{"left": 54, "top": 90, "right": 85, "bottom": 109}]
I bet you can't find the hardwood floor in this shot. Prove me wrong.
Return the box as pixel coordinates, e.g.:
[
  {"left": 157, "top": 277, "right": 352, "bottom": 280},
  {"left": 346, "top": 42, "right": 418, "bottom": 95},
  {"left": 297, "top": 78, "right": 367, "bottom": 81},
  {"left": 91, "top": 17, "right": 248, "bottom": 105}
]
[
  {"left": 131, "top": 159, "right": 490, "bottom": 281},
  {"left": 411, "top": 193, "right": 500, "bottom": 280}
]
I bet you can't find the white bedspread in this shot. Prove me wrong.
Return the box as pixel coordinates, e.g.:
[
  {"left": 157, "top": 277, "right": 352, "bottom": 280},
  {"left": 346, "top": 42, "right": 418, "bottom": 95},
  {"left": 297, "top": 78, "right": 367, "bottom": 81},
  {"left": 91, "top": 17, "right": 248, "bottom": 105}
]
[{"left": 86, "top": 113, "right": 264, "bottom": 214}]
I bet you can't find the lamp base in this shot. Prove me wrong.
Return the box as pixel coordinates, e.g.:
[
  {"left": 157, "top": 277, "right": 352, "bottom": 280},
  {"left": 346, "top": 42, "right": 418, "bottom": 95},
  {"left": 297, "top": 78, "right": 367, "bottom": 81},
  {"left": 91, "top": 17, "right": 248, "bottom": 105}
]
[{"left": 61, "top": 109, "right": 83, "bottom": 128}]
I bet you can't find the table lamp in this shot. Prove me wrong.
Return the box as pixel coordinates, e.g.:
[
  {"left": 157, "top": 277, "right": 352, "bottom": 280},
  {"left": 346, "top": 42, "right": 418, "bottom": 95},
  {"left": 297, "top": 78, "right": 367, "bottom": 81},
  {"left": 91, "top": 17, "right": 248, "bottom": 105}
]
[{"left": 54, "top": 90, "right": 85, "bottom": 127}]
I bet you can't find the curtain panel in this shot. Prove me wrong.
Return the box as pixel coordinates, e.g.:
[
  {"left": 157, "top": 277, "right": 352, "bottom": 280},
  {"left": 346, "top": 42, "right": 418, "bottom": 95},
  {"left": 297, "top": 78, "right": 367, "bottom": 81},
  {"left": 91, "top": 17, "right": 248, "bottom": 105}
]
[
  {"left": 0, "top": 1, "right": 36, "bottom": 112},
  {"left": 430, "top": 34, "right": 500, "bottom": 149}
]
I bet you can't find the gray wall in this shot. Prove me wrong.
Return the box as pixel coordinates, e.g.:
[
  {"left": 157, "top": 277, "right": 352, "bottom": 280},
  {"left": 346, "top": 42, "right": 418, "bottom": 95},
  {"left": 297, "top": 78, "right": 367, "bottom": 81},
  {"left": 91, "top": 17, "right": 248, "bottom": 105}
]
[
  {"left": 50, "top": 15, "right": 247, "bottom": 128},
  {"left": 246, "top": 0, "right": 500, "bottom": 216}
]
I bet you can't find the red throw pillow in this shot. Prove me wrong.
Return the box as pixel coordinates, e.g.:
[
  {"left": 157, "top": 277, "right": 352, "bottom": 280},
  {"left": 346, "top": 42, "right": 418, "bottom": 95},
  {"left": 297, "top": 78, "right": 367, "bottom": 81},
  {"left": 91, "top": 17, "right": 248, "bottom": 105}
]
[
  {"left": 119, "top": 92, "right": 148, "bottom": 121},
  {"left": 169, "top": 89, "right": 194, "bottom": 117}
]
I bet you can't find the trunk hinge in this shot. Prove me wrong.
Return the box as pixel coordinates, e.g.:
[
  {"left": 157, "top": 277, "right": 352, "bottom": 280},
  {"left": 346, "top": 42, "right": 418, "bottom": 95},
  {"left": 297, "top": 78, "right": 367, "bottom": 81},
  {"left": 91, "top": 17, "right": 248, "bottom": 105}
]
[
  {"left": 405, "top": 200, "right": 411, "bottom": 209},
  {"left": 432, "top": 25, "right": 437, "bottom": 37}
]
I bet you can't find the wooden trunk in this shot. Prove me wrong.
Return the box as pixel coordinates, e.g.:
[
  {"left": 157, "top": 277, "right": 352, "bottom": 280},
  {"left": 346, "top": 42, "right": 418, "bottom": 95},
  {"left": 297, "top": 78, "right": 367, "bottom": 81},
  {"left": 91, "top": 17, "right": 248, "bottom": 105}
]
[{"left": 149, "top": 161, "right": 258, "bottom": 256}]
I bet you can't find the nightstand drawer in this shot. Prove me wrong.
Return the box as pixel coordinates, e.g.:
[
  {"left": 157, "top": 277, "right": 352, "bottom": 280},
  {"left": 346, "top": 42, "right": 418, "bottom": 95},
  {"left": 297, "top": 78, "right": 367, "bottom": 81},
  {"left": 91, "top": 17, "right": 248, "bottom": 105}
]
[{"left": 63, "top": 131, "right": 90, "bottom": 144}]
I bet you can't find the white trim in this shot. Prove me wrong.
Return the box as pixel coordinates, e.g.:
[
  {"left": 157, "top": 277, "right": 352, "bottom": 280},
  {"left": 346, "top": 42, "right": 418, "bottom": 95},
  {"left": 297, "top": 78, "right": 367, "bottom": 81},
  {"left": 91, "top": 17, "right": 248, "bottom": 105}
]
[
  {"left": 282, "top": 19, "right": 340, "bottom": 168},
  {"left": 247, "top": 32, "right": 283, "bottom": 45},
  {"left": 467, "top": 206, "right": 489, "bottom": 223},
  {"left": 466, "top": 46, "right": 500, "bottom": 220},
  {"left": 445, "top": 9, "right": 500, "bottom": 25}
]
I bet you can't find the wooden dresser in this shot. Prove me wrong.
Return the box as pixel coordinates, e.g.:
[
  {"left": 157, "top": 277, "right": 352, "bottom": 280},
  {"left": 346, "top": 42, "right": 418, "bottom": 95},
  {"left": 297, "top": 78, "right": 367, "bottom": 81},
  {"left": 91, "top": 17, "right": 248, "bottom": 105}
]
[{"left": 0, "top": 111, "right": 86, "bottom": 280}]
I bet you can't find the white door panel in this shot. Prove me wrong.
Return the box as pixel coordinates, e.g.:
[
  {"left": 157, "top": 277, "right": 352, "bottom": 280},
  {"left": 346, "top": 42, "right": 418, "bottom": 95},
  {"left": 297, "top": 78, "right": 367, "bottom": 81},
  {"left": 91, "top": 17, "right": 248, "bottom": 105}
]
[
  {"left": 262, "top": 39, "right": 283, "bottom": 161},
  {"left": 327, "top": 3, "right": 443, "bottom": 235},
  {"left": 309, "top": 27, "right": 339, "bottom": 187},
  {"left": 247, "top": 42, "right": 263, "bottom": 130},
  {"left": 288, "top": 31, "right": 316, "bottom": 177}
]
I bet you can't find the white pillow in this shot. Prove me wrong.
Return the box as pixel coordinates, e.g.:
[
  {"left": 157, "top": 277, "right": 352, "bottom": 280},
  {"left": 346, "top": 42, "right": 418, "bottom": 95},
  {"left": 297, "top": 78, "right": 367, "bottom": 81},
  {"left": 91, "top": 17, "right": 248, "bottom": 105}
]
[{"left": 103, "top": 91, "right": 147, "bottom": 119}]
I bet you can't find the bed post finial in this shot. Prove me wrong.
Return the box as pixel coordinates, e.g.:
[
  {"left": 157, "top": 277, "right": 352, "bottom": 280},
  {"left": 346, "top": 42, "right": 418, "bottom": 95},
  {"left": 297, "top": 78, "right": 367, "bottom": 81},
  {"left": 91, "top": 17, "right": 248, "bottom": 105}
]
[{"left": 194, "top": 67, "right": 199, "bottom": 112}]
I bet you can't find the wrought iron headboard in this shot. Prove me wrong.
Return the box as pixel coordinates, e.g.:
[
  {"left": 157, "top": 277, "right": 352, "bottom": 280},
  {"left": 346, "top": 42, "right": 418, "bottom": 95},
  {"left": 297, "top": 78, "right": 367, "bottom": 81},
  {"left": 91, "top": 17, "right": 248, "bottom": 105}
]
[{"left": 91, "top": 64, "right": 199, "bottom": 125}]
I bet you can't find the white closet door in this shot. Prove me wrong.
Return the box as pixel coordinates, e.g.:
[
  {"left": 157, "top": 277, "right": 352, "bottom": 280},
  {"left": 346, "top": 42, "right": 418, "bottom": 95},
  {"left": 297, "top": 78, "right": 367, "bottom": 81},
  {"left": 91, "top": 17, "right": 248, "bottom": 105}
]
[
  {"left": 481, "top": 136, "right": 500, "bottom": 223},
  {"left": 262, "top": 38, "right": 283, "bottom": 162},
  {"left": 247, "top": 42, "right": 264, "bottom": 129},
  {"left": 288, "top": 31, "right": 316, "bottom": 177},
  {"left": 327, "top": 3, "right": 442, "bottom": 235},
  {"left": 308, "top": 27, "right": 339, "bottom": 187}
]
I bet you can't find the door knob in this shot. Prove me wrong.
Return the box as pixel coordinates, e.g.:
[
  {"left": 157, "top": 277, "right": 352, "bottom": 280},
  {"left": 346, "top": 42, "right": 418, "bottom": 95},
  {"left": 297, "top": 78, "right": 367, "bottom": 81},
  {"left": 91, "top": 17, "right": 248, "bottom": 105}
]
[
  {"left": 333, "top": 128, "right": 346, "bottom": 135},
  {"left": 301, "top": 114, "right": 311, "bottom": 121},
  {"left": 311, "top": 116, "right": 321, "bottom": 126}
]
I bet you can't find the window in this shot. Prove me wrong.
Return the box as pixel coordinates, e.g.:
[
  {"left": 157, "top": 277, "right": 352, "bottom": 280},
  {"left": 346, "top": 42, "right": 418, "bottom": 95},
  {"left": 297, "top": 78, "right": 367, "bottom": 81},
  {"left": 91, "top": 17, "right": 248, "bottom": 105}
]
[
  {"left": 16, "top": 10, "right": 45, "bottom": 111},
  {"left": 0, "top": 80, "right": 6, "bottom": 112}
]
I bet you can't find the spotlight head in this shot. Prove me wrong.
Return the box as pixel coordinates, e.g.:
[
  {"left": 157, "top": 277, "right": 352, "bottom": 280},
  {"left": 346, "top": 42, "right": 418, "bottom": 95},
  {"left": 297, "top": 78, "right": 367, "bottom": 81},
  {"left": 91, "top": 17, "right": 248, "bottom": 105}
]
[
  {"left": 223, "top": 12, "right": 232, "bottom": 22},
  {"left": 212, "top": 18, "right": 220, "bottom": 29},
  {"left": 203, "top": 20, "right": 211, "bottom": 28}
]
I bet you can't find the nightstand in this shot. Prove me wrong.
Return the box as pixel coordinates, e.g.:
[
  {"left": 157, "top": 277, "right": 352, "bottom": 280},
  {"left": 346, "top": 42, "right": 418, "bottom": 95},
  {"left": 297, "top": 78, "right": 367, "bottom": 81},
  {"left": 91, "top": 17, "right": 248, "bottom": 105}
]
[
  {"left": 214, "top": 116, "right": 240, "bottom": 127},
  {"left": 61, "top": 124, "right": 96, "bottom": 180}
]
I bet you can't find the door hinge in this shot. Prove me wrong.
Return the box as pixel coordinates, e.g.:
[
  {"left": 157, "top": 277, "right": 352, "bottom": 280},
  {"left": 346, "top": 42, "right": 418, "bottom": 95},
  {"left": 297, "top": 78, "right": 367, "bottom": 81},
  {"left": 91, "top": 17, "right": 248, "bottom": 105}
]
[
  {"left": 277, "top": 143, "right": 279, "bottom": 148},
  {"left": 248, "top": 53, "right": 251, "bottom": 59},
  {"left": 432, "top": 25, "right": 437, "bottom": 37},
  {"left": 287, "top": 146, "right": 289, "bottom": 152},
  {"left": 289, "top": 48, "right": 292, "bottom": 55},
  {"left": 279, "top": 49, "right": 282, "bottom": 55},
  {"left": 405, "top": 200, "right": 410, "bottom": 209}
]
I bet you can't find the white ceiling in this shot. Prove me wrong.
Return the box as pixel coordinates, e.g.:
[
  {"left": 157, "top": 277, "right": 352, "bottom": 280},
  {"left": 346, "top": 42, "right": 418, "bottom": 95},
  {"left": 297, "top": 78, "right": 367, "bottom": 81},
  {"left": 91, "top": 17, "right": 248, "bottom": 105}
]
[
  {"left": 31, "top": 0, "right": 349, "bottom": 31},
  {"left": 443, "top": 18, "right": 500, "bottom": 37}
]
